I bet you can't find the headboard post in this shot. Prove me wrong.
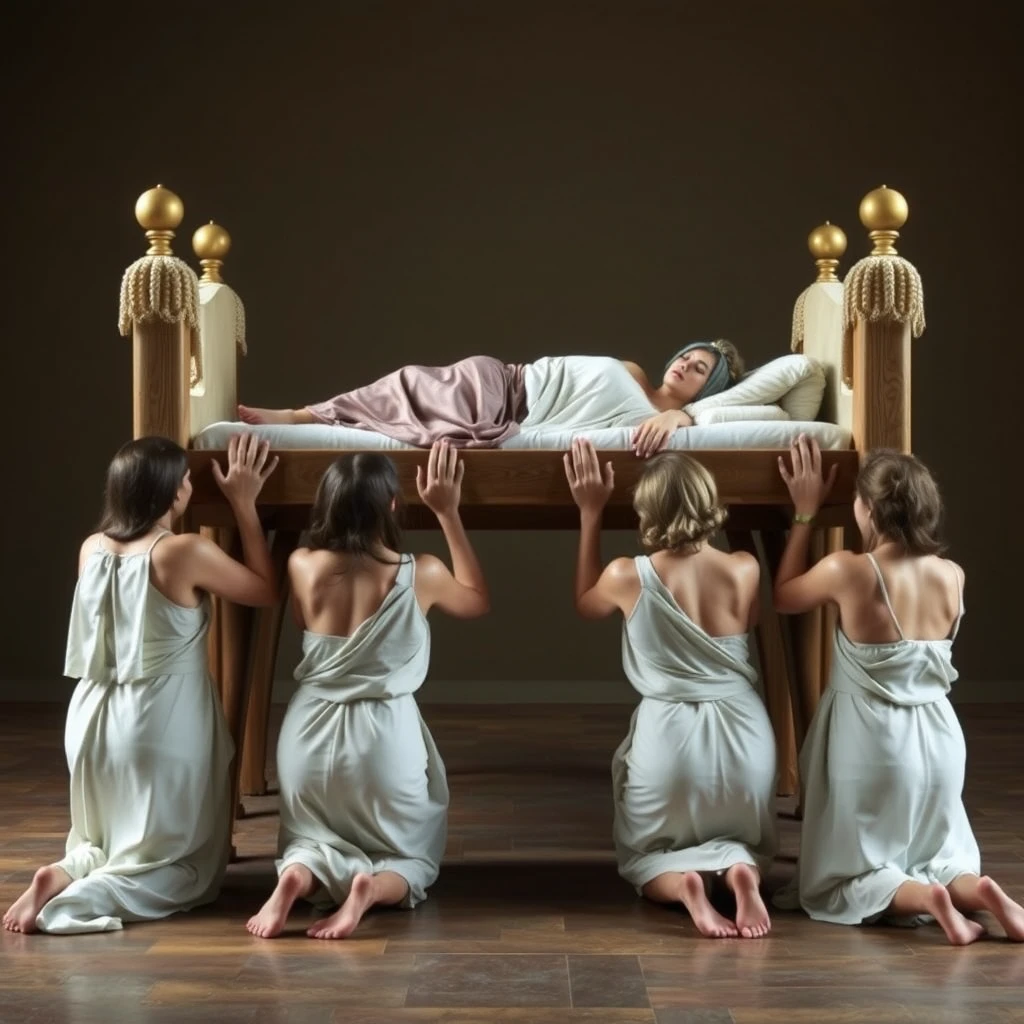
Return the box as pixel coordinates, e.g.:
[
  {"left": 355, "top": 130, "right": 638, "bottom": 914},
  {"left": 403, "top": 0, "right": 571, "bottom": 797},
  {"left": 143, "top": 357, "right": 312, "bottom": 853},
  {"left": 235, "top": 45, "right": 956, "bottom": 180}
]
[
  {"left": 118, "top": 185, "right": 198, "bottom": 446},
  {"left": 190, "top": 221, "right": 246, "bottom": 435},
  {"left": 793, "top": 222, "right": 850, "bottom": 432},
  {"left": 845, "top": 186, "right": 925, "bottom": 455}
]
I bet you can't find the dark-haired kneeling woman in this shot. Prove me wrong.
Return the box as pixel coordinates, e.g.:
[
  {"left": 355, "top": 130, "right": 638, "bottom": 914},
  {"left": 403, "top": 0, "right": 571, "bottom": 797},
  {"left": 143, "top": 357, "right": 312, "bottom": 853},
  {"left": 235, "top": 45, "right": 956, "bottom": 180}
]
[
  {"left": 246, "top": 440, "right": 489, "bottom": 940},
  {"left": 3, "top": 434, "right": 280, "bottom": 934}
]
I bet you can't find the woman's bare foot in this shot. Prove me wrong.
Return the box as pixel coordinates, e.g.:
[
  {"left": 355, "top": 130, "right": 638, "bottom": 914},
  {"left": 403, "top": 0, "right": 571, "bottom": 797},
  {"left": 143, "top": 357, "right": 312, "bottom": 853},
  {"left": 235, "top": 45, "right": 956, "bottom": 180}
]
[
  {"left": 975, "top": 876, "right": 1024, "bottom": 941},
  {"left": 725, "top": 863, "right": 771, "bottom": 939},
  {"left": 678, "top": 871, "right": 738, "bottom": 939},
  {"left": 2, "top": 865, "right": 72, "bottom": 934},
  {"left": 307, "top": 873, "right": 375, "bottom": 940},
  {"left": 237, "top": 405, "right": 314, "bottom": 426},
  {"left": 924, "top": 883, "right": 986, "bottom": 946},
  {"left": 246, "top": 864, "right": 315, "bottom": 938}
]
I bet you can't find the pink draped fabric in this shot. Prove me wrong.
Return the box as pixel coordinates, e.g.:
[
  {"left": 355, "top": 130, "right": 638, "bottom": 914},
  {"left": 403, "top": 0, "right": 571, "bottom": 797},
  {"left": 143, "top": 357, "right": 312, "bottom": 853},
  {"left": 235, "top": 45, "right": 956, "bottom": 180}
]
[{"left": 305, "top": 356, "right": 527, "bottom": 449}]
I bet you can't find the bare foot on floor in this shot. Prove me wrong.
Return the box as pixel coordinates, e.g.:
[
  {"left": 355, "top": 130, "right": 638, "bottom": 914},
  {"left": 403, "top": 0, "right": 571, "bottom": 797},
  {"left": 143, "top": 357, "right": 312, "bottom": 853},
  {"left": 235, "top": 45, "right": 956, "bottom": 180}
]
[
  {"left": 2, "top": 865, "right": 72, "bottom": 933},
  {"left": 925, "top": 883, "right": 986, "bottom": 946},
  {"left": 237, "top": 405, "right": 311, "bottom": 426},
  {"left": 307, "top": 873, "right": 375, "bottom": 940},
  {"left": 976, "top": 876, "right": 1024, "bottom": 941},
  {"left": 726, "top": 863, "right": 771, "bottom": 939},
  {"left": 679, "top": 871, "right": 738, "bottom": 939},
  {"left": 246, "top": 864, "right": 314, "bottom": 938}
]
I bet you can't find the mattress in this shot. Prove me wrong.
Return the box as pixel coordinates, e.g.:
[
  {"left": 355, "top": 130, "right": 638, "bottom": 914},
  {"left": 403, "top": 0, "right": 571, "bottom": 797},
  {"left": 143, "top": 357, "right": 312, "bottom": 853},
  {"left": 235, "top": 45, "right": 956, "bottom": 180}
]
[{"left": 193, "top": 420, "right": 852, "bottom": 451}]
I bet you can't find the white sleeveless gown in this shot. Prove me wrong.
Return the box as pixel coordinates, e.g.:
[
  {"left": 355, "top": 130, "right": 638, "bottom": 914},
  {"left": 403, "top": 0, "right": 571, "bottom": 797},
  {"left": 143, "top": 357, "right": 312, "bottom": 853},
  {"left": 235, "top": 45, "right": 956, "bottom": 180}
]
[
  {"left": 612, "top": 556, "right": 778, "bottom": 890},
  {"left": 275, "top": 555, "right": 448, "bottom": 909},
  {"left": 777, "top": 554, "right": 981, "bottom": 924},
  {"left": 37, "top": 532, "right": 233, "bottom": 933}
]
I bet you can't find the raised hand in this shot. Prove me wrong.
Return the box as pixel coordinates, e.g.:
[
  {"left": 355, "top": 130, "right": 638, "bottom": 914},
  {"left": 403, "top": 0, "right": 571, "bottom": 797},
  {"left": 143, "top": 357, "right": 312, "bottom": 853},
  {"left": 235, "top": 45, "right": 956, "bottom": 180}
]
[
  {"left": 416, "top": 439, "right": 464, "bottom": 516},
  {"left": 212, "top": 433, "right": 279, "bottom": 505},
  {"left": 778, "top": 434, "right": 838, "bottom": 516},
  {"left": 564, "top": 437, "right": 615, "bottom": 513}
]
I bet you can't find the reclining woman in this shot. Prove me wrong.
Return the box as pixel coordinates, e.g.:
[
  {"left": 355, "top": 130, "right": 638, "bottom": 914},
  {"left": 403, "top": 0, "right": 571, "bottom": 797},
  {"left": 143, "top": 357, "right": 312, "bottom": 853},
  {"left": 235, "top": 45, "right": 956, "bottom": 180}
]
[{"left": 238, "top": 342, "right": 744, "bottom": 457}]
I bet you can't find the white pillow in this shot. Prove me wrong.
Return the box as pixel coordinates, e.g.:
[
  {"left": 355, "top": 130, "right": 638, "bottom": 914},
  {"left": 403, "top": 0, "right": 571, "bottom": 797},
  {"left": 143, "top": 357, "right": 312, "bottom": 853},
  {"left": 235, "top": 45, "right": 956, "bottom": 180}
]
[
  {"left": 686, "top": 354, "right": 826, "bottom": 422},
  {"left": 692, "top": 404, "right": 790, "bottom": 426}
]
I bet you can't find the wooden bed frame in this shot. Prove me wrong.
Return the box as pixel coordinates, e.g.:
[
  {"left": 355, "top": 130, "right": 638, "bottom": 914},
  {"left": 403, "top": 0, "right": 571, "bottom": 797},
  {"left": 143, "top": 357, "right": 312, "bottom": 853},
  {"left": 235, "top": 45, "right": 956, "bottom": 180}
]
[{"left": 121, "top": 184, "right": 919, "bottom": 838}]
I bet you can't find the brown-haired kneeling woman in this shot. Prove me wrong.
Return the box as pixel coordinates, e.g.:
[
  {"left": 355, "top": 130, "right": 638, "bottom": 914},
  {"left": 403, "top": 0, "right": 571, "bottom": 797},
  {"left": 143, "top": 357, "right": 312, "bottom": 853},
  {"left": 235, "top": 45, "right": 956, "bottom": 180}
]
[{"left": 774, "top": 437, "right": 1024, "bottom": 944}]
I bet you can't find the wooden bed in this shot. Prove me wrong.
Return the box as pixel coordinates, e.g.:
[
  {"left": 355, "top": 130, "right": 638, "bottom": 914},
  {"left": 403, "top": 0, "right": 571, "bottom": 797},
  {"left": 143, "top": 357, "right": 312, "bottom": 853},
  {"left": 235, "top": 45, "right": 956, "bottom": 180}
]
[{"left": 120, "top": 183, "right": 922, "bottom": 836}]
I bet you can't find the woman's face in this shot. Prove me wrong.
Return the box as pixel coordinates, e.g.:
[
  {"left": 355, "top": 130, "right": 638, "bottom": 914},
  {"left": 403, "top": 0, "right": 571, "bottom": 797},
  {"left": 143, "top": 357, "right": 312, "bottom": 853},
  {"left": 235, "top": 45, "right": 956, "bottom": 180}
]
[{"left": 662, "top": 347, "right": 718, "bottom": 406}]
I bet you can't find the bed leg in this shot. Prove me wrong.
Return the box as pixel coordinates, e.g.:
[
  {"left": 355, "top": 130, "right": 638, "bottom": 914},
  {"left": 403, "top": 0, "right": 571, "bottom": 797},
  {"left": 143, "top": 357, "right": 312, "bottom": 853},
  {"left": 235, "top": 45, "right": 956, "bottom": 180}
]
[
  {"left": 726, "top": 530, "right": 798, "bottom": 797},
  {"left": 789, "top": 528, "right": 826, "bottom": 743},
  {"left": 205, "top": 527, "right": 257, "bottom": 856},
  {"left": 240, "top": 531, "right": 300, "bottom": 797},
  {"left": 820, "top": 526, "right": 847, "bottom": 686}
]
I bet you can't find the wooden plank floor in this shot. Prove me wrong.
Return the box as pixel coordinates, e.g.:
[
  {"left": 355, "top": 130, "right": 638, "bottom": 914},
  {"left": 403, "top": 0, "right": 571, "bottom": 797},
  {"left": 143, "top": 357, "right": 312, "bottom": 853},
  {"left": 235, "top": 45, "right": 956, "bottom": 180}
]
[{"left": 2, "top": 701, "right": 1023, "bottom": 1024}]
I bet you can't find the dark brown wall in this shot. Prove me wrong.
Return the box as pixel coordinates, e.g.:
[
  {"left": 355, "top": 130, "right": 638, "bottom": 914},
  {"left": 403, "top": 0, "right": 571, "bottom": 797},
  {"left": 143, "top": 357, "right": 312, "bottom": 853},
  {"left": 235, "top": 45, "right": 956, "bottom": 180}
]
[{"left": 2, "top": 2, "right": 1019, "bottom": 699}]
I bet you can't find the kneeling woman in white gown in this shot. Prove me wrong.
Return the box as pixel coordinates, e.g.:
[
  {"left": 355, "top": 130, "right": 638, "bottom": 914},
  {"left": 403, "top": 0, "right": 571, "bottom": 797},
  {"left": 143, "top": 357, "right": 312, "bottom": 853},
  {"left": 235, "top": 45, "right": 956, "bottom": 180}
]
[
  {"left": 2, "top": 434, "right": 280, "bottom": 934},
  {"left": 564, "top": 439, "right": 778, "bottom": 939},
  {"left": 246, "top": 440, "right": 490, "bottom": 940},
  {"left": 774, "top": 437, "right": 1024, "bottom": 945}
]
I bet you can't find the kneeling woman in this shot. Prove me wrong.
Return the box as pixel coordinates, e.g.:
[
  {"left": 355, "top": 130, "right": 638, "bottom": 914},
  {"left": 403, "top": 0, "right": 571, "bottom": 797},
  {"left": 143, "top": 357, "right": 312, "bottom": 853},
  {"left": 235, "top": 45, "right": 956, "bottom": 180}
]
[
  {"left": 774, "top": 438, "right": 1024, "bottom": 945},
  {"left": 3, "top": 434, "right": 280, "bottom": 934},
  {"left": 247, "top": 440, "right": 489, "bottom": 940},
  {"left": 564, "top": 440, "right": 778, "bottom": 938}
]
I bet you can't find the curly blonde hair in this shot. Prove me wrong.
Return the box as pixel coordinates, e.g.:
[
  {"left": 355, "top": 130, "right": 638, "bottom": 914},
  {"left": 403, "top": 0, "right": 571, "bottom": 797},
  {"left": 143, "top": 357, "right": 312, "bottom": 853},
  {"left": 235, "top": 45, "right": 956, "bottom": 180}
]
[{"left": 634, "top": 452, "right": 727, "bottom": 553}]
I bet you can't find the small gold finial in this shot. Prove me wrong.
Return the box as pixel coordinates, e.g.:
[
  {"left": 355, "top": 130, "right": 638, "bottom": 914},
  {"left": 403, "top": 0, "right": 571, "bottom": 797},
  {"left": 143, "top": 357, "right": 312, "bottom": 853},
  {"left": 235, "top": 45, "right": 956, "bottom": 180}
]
[
  {"left": 134, "top": 185, "right": 184, "bottom": 256},
  {"left": 807, "top": 221, "right": 847, "bottom": 282},
  {"left": 859, "top": 185, "right": 909, "bottom": 256},
  {"left": 192, "top": 221, "right": 232, "bottom": 283}
]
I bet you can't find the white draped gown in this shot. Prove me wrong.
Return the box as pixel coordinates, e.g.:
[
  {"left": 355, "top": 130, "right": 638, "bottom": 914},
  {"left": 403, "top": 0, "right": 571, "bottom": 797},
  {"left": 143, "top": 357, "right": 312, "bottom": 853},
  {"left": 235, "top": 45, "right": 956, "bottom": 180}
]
[
  {"left": 275, "top": 555, "right": 448, "bottom": 909},
  {"left": 776, "top": 554, "right": 980, "bottom": 925},
  {"left": 37, "top": 532, "right": 233, "bottom": 934},
  {"left": 612, "top": 556, "right": 778, "bottom": 890}
]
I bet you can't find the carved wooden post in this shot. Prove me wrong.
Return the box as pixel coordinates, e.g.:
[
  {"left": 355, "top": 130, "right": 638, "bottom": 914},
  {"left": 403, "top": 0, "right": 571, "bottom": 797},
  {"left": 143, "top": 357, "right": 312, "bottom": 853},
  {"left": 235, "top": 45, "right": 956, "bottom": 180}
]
[
  {"left": 118, "top": 185, "right": 197, "bottom": 447},
  {"left": 846, "top": 186, "right": 924, "bottom": 455}
]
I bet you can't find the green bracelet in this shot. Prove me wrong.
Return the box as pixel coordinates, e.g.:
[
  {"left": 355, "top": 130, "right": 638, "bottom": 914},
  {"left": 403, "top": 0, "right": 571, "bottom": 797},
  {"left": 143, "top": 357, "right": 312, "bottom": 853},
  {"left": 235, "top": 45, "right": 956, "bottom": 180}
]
[{"left": 793, "top": 512, "right": 816, "bottom": 525}]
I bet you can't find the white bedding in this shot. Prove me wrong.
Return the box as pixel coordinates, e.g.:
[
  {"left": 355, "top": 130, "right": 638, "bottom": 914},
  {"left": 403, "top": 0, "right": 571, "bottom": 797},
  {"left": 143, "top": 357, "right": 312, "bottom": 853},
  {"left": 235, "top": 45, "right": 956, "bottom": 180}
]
[{"left": 193, "top": 420, "right": 851, "bottom": 451}]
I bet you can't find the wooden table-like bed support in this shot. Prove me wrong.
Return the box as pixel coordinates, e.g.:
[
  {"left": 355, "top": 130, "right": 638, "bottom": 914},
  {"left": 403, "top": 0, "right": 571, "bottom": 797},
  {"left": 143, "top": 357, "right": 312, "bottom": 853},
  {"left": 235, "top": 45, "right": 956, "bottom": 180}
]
[{"left": 119, "top": 183, "right": 923, "bottom": 841}]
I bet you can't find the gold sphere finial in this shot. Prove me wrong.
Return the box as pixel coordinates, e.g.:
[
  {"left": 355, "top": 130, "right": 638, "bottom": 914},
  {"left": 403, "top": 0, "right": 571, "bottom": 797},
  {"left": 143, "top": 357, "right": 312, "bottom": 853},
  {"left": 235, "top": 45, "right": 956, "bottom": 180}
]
[
  {"left": 807, "top": 221, "right": 847, "bottom": 282},
  {"left": 192, "top": 221, "right": 232, "bottom": 283},
  {"left": 134, "top": 185, "right": 184, "bottom": 256},
  {"left": 859, "top": 185, "right": 909, "bottom": 256}
]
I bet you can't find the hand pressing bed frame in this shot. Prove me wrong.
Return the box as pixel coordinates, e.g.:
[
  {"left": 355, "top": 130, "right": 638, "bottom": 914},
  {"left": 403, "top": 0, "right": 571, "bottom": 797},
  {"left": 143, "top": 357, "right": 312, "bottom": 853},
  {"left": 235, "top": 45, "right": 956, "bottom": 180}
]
[{"left": 119, "top": 183, "right": 924, "bottom": 840}]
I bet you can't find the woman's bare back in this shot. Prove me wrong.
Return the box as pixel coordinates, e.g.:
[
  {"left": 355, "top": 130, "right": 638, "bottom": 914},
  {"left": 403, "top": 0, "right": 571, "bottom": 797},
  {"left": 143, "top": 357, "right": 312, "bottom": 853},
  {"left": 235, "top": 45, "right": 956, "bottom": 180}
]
[
  {"left": 289, "top": 548, "right": 425, "bottom": 637},
  {"left": 836, "top": 550, "right": 963, "bottom": 645},
  {"left": 646, "top": 546, "right": 760, "bottom": 636}
]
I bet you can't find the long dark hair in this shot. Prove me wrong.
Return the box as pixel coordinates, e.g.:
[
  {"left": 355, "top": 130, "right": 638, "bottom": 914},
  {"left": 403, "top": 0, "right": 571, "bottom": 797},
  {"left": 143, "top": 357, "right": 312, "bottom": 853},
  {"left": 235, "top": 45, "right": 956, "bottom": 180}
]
[
  {"left": 97, "top": 436, "right": 190, "bottom": 542},
  {"left": 305, "top": 453, "right": 403, "bottom": 562}
]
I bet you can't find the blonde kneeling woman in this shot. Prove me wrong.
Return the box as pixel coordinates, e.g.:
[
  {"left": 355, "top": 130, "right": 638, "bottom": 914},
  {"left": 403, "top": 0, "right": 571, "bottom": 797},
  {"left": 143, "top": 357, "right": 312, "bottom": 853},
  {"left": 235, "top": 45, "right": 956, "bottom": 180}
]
[
  {"left": 564, "top": 438, "right": 778, "bottom": 938},
  {"left": 247, "top": 440, "right": 489, "bottom": 940}
]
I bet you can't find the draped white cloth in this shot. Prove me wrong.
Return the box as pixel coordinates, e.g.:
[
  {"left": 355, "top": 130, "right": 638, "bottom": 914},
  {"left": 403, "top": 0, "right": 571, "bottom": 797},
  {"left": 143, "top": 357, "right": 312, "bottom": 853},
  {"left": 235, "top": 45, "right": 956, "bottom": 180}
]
[
  {"left": 613, "top": 556, "right": 778, "bottom": 889},
  {"left": 775, "top": 554, "right": 980, "bottom": 924},
  {"left": 275, "top": 555, "right": 448, "bottom": 909},
  {"left": 38, "top": 532, "right": 232, "bottom": 934}
]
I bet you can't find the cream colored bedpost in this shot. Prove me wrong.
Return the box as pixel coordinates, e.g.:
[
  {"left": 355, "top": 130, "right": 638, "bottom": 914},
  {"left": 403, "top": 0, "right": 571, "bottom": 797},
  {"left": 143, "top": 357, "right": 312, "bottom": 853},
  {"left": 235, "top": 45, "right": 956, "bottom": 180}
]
[
  {"left": 189, "top": 222, "right": 246, "bottom": 435},
  {"left": 845, "top": 186, "right": 925, "bottom": 454},
  {"left": 118, "top": 186, "right": 198, "bottom": 445},
  {"left": 793, "top": 221, "right": 851, "bottom": 432}
]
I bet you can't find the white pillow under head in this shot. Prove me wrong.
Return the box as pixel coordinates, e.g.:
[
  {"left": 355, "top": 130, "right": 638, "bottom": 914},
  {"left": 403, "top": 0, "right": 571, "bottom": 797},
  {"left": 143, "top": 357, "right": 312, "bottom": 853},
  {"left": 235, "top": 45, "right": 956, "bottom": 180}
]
[
  {"left": 692, "top": 404, "right": 791, "bottom": 426},
  {"left": 686, "top": 353, "right": 826, "bottom": 422}
]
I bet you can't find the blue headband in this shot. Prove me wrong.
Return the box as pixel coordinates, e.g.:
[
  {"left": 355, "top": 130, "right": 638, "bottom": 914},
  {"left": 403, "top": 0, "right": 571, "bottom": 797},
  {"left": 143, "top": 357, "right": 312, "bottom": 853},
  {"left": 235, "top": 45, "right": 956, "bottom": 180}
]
[{"left": 664, "top": 341, "right": 732, "bottom": 402}]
